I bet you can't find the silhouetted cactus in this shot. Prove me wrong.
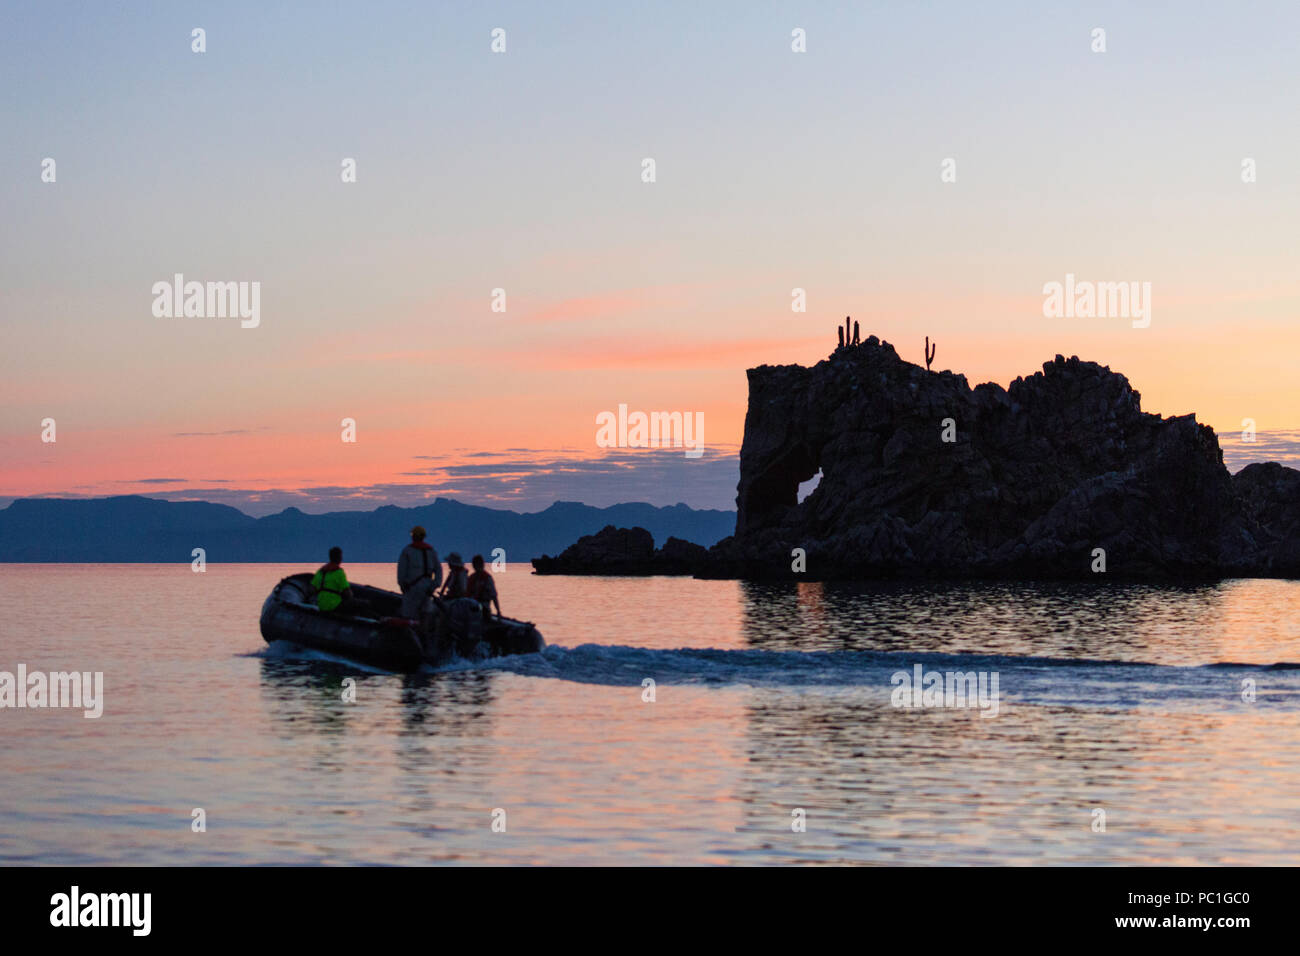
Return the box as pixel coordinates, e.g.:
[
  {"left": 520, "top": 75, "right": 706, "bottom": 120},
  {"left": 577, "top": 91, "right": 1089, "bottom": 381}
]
[
  {"left": 853, "top": 320, "right": 860, "bottom": 346},
  {"left": 837, "top": 326, "right": 844, "bottom": 349},
  {"left": 925, "top": 336, "right": 936, "bottom": 371}
]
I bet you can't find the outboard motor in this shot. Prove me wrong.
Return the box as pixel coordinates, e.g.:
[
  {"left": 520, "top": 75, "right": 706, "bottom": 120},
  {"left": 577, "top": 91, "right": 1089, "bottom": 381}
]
[{"left": 446, "top": 597, "right": 486, "bottom": 655}]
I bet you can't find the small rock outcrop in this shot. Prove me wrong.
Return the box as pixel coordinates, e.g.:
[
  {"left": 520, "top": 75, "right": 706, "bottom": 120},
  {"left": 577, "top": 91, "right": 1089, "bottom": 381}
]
[
  {"left": 1232, "top": 462, "right": 1300, "bottom": 575},
  {"left": 703, "top": 335, "right": 1300, "bottom": 580},
  {"left": 532, "top": 525, "right": 708, "bottom": 575}
]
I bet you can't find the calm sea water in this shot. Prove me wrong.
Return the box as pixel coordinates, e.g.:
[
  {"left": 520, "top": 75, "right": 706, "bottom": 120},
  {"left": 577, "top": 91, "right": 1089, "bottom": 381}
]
[{"left": 2, "top": 564, "right": 1299, "bottom": 865}]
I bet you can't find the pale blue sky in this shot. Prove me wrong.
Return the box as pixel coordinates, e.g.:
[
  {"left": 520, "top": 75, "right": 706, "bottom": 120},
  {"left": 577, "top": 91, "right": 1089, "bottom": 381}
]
[{"left": 2, "top": 1, "right": 1297, "bottom": 513}]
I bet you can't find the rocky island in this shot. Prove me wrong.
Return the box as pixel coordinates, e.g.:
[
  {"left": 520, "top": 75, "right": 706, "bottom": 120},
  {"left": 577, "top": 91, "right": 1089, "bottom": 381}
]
[
  {"left": 540, "top": 334, "right": 1300, "bottom": 581},
  {"left": 532, "top": 524, "right": 708, "bottom": 575},
  {"left": 706, "top": 335, "right": 1300, "bottom": 580}
]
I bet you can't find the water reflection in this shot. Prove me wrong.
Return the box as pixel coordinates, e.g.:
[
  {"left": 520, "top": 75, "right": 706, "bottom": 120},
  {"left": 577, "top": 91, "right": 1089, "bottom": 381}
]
[
  {"left": 722, "top": 579, "right": 1300, "bottom": 862},
  {"left": 724, "top": 680, "right": 1281, "bottom": 864},
  {"left": 257, "top": 657, "right": 498, "bottom": 740},
  {"left": 396, "top": 670, "right": 496, "bottom": 737},
  {"left": 257, "top": 657, "right": 366, "bottom": 736},
  {"left": 736, "top": 579, "right": 1262, "bottom": 665}
]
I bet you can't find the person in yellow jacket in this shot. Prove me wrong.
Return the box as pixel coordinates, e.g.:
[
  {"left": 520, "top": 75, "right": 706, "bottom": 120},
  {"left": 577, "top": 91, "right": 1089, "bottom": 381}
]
[{"left": 311, "top": 546, "right": 354, "bottom": 613}]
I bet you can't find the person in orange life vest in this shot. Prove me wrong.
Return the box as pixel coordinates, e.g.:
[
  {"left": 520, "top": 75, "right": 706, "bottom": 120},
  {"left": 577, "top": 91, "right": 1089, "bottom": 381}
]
[
  {"left": 467, "top": 554, "right": 501, "bottom": 617},
  {"left": 397, "top": 525, "right": 442, "bottom": 619},
  {"left": 311, "top": 546, "right": 355, "bottom": 613}
]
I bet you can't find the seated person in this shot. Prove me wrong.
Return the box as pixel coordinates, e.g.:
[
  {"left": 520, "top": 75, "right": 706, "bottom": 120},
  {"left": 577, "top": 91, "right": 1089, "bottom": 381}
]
[
  {"left": 467, "top": 554, "right": 501, "bottom": 617},
  {"left": 438, "top": 552, "right": 469, "bottom": 600},
  {"left": 311, "top": 546, "right": 355, "bottom": 613}
]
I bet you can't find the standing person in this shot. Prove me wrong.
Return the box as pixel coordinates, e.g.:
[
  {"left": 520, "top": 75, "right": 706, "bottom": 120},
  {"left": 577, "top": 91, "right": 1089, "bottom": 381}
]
[
  {"left": 467, "top": 554, "right": 501, "bottom": 617},
  {"left": 438, "top": 552, "right": 469, "bottom": 600},
  {"left": 397, "top": 525, "right": 442, "bottom": 619},
  {"left": 311, "top": 546, "right": 355, "bottom": 613}
]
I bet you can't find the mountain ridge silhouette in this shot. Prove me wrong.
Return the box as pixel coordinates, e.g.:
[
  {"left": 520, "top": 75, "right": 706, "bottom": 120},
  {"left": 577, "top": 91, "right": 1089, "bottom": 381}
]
[{"left": 0, "top": 495, "right": 734, "bottom": 562}]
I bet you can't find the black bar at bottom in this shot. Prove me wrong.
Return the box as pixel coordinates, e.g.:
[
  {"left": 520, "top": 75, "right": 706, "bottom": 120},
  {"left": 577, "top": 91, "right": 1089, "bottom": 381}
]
[{"left": 0, "top": 866, "right": 1278, "bottom": 942}]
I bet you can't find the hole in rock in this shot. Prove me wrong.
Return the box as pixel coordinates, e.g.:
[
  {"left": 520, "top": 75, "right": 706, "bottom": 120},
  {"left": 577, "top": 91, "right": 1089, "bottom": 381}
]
[{"left": 797, "top": 468, "right": 823, "bottom": 503}]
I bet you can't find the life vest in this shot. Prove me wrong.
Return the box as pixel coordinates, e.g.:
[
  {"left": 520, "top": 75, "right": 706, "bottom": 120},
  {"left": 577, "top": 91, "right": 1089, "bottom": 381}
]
[
  {"left": 468, "top": 570, "right": 495, "bottom": 601},
  {"left": 312, "top": 564, "right": 349, "bottom": 611},
  {"left": 400, "top": 542, "right": 435, "bottom": 589}
]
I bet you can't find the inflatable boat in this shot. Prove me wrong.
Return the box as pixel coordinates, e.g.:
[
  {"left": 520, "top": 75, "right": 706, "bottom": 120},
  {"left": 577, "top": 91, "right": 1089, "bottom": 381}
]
[{"left": 259, "top": 573, "right": 544, "bottom": 673}]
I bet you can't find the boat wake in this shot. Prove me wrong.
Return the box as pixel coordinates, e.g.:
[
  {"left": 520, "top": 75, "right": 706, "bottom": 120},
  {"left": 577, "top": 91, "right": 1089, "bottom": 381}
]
[
  {"left": 248, "top": 640, "right": 1300, "bottom": 710},
  {"left": 463, "top": 643, "right": 1300, "bottom": 711}
]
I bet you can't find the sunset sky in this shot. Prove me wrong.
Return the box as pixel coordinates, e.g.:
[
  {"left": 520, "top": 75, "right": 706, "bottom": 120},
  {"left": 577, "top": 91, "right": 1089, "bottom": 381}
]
[{"left": 3, "top": 2, "right": 1298, "bottom": 515}]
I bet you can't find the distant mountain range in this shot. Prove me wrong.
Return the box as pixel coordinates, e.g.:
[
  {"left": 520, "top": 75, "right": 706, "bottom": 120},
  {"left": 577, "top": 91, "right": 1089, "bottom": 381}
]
[{"left": 0, "top": 496, "right": 736, "bottom": 563}]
